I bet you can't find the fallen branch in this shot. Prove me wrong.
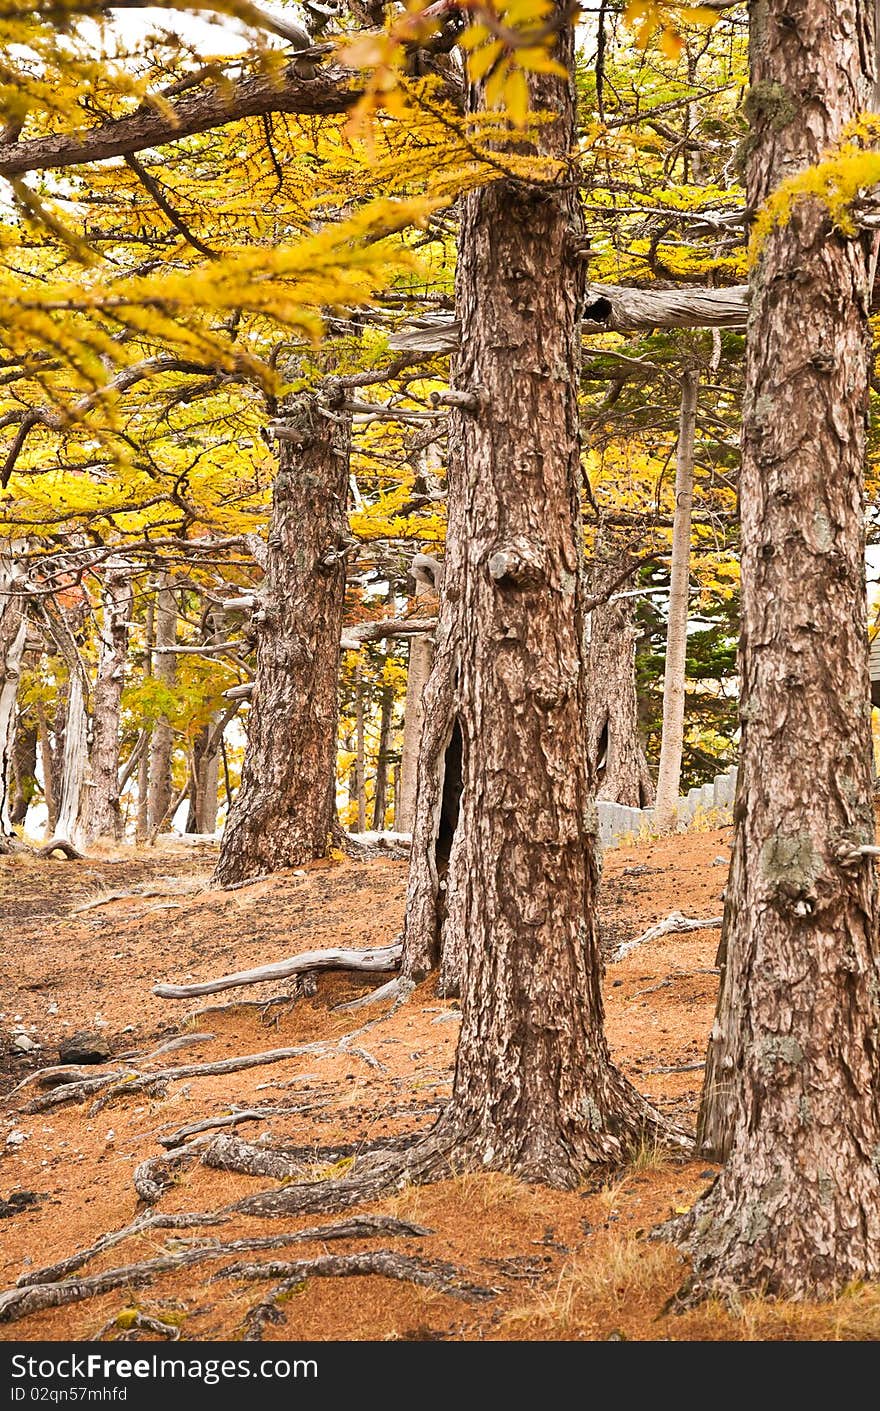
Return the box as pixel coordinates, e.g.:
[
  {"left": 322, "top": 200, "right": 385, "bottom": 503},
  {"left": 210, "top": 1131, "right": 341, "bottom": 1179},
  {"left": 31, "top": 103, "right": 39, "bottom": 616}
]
[
  {"left": 229, "top": 1250, "right": 496, "bottom": 1340},
  {"left": 153, "top": 943, "right": 403, "bottom": 999},
  {"left": 1, "top": 1218, "right": 434, "bottom": 1324},
  {"left": 612, "top": 911, "right": 723, "bottom": 962}
]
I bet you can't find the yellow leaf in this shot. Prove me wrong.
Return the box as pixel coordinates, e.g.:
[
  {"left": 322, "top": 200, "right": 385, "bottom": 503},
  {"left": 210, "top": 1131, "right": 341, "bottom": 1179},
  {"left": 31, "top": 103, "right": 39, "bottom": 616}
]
[
  {"left": 515, "top": 45, "right": 568, "bottom": 77},
  {"left": 458, "top": 22, "right": 491, "bottom": 51},
  {"left": 659, "top": 27, "right": 684, "bottom": 59},
  {"left": 501, "top": 0, "right": 554, "bottom": 23},
  {"left": 485, "top": 56, "right": 511, "bottom": 109},
  {"left": 681, "top": 5, "right": 720, "bottom": 23},
  {"left": 469, "top": 39, "right": 505, "bottom": 82},
  {"left": 504, "top": 68, "right": 530, "bottom": 127}
]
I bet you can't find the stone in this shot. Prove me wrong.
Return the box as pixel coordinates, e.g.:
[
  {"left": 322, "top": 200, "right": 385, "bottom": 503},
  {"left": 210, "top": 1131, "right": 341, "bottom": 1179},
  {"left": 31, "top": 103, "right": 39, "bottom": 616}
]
[{"left": 58, "top": 1031, "right": 112, "bottom": 1065}]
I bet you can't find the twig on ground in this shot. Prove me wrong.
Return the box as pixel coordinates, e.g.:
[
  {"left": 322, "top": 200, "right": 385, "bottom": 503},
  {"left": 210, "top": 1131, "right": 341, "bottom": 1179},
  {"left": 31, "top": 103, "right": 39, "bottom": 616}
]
[
  {"left": 612, "top": 912, "right": 723, "bottom": 962},
  {"left": 153, "top": 943, "right": 403, "bottom": 999}
]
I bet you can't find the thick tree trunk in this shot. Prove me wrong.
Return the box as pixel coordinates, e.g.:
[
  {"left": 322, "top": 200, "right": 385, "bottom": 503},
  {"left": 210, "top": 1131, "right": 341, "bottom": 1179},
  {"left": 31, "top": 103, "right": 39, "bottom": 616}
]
[
  {"left": 652, "top": 371, "right": 698, "bottom": 831},
  {"left": 371, "top": 677, "right": 393, "bottom": 831},
  {"left": 186, "top": 726, "right": 220, "bottom": 835},
  {"left": 585, "top": 537, "right": 654, "bottom": 807},
  {"left": 146, "top": 577, "right": 177, "bottom": 835},
  {"left": 402, "top": 9, "right": 670, "bottom": 1178},
  {"left": 0, "top": 561, "right": 26, "bottom": 848},
  {"left": 213, "top": 392, "right": 351, "bottom": 886},
  {"left": 35, "top": 703, "right": 58, "bottom": 836},
  {"left": 84, "top": 564, "right": 132, "bottom": 843},
  {"left": 398, "top": 577, "right": 435, "bottom": 833},
  {"left": 676, "top": 0, "right": 880, "bottom": 1300}
]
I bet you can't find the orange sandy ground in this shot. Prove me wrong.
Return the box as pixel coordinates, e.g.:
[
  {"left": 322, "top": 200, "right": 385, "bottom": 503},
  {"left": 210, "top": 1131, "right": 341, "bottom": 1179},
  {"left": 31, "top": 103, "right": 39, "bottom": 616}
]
[{"left": 1, "top": 827, "right": 879, "bottom": 1343}]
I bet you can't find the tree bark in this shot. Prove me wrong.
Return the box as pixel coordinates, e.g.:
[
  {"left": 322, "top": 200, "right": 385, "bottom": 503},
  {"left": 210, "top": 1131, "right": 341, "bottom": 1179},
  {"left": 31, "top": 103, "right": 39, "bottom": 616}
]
[
  {"left": 652, "top": 371, "right": 698, "bottom": 830},
  {"left": 371, "top": 676, "right": 394, "bottom": 832},
  {"left": 54, "top": 666, "right": 89, "bottom": 850},
  {"left": 585, "top": 535, "right": 654, "bottom": 808},
  {"left": 213, "top": 392, "right": 352, "bottom": 886},
  {"left": 9, "top": 717, "right": 37, "bottom": 826},
  {"left": 401, "top": 7, "right": 670, "bottom": 1178},
  {"left": 146, "top": 576, "right": 177, "bottom": 836},
  {"left": 84, "top": 563, "right": 132, "bottom": 843},
  {"left": 398, "top": 579, "right": 435, "bottom": 833},
  {"left": 677, "top": 0, "right": 880, "bottom": 1300},
  {"left": 136, "top": 593, "right": 154, "bottom": 844},
  {"left": 354, "top": 661, "right": 366, "bottom": 834},
  {"left": 0, "top": 558, "right": 26, "bottom": 848}
]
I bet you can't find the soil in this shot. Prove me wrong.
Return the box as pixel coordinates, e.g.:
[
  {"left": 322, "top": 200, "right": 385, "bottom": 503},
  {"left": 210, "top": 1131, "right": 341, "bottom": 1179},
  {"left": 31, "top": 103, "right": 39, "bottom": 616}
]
[{"left": 0, "top": 825, "right": 876, "bottom": 1343}]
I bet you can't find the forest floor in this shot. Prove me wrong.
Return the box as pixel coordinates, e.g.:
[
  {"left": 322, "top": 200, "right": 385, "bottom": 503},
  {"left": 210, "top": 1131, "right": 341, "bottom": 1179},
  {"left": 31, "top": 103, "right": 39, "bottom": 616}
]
[{"left": 2, "top": 825, "right": 880, "bottom": 1343}]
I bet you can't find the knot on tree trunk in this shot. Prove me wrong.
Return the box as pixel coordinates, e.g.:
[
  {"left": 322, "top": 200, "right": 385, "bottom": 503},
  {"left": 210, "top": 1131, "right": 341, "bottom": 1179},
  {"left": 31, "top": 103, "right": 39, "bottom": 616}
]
[{"left": 486, "top": 539, "right": 547, "bottom": 591}]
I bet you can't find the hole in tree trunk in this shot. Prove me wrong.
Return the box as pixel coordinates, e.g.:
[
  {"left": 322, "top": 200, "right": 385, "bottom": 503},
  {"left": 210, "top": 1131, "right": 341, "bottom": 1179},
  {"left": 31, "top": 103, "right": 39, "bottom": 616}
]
[
  {"left": 595, "top": 715, "right": 609, "bottom": 786},
  {"left": 436, "top": 718, "right": 463, "bottom": 875}
]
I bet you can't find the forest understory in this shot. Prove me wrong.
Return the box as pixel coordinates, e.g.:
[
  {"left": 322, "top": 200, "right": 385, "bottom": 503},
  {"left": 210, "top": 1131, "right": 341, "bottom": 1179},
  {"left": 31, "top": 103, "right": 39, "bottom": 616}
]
[{"left": 1, "top": 825, "right": 877, "bottom": 1345}]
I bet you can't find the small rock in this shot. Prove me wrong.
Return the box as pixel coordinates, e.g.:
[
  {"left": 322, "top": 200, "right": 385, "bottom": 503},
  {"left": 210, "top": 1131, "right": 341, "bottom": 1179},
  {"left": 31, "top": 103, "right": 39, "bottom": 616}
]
[
  {"left": 58, "top": 1031, "right": 112, "bottom": 1065},
  {"left": 711, "top": 856, "right": 729, "bottom": 867},
  {"left": 6, "top": 1130, "right": 27, "bottom": 1147},
  {"left": 11, "top": 1033, "right": 37, "bottom": 1053},
  {"left": 0, "top": 1190, "right": 41, "bottom": 1219}
]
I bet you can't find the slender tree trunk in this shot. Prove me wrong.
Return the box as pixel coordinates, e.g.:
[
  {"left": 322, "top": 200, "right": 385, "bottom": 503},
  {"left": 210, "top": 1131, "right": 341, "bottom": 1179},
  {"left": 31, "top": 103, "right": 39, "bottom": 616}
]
[
  {"left": 84, "top": 563, "right": 132, "bottom": 843},
  {"left": 354, "top": 661, "right": 366, "bottom": 833},
  {"left": 398, "top": 578, "right": 435, "bottom": 832},
  {"left": 652, "top": 371, "right": 698, "bottom": 830},
  {"left": 10, "top": 718, "right": 37, "bottom": 826},
  {"left": 136, "top": 594, "right": 154, "bottom": 844},
  {"left": 402, "top": 8, "right": 670, "bottom": 1176},
  {"left": 0, "top": 561, "right": 26, "bottom": 849},
  {"left": 675, "top": 0, "right": 880, "bottom": 1300},
  {"left": 146, "top": 576, "right": 177, "bottom": 835},
  {"left": 371, "top": 676, "right": 393, "bottom": 831},
  {"left": 585, "top": 535, "right": 654, "bottom": 807},
  {"left": 213, "top": 392, "right": 352, "bottom": 886},
  {"left": 35, "top": 703, "right": 57, "bottom": 836},
  {"left": 54, "top": 667, "right": 89, "bottom": 848}
]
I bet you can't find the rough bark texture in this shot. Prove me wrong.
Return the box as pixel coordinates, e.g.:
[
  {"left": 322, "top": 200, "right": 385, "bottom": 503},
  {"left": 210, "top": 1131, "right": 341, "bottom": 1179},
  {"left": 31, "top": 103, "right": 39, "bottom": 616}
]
[
  {"left": 10, "top": 719, "right": 37, "bottom": 826},
  {"left": 213, "top": 393, "right": 351, "bottom": 886},
  {"left": 677, "top": 0, "right": 880, "bottom": 1300},
  {"left": 84, "top": 564, "right": 132, "bottom": 844},
  {"left": 402, "top": 10, "right": 672, "bottom": 1177},
  {"left": 652, "top": 371, "right": 698, "bottom": 831},
  {"left": 135, "top": 594, "right": 154, "bottom": 844},
  {"left": 585, "top": 536, "right": 654, "bottom": 808},
  {"left": 146, "top": 577, "right": 177, "bottom": 835}
]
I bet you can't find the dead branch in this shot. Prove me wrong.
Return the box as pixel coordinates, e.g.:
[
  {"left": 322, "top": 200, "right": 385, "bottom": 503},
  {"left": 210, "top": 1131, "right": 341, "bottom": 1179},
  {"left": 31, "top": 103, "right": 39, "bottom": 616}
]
[
  {"left": 35, "top": 838, "right": 84, "bottom": 860},
  {"left": 612, "top": 911, "right": 723, "bottom": 962},
  {"left": 153, "top": 943, "right": 403, "bottom": 999}
]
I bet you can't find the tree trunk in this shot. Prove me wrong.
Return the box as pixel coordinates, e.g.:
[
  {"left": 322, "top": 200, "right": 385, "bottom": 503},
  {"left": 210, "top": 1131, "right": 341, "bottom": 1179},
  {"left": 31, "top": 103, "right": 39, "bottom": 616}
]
[
  {"left": 677, "top": 0, "right": 880, "bottom": 1300},
  {"left": 136, "top": 593, "right": 154, "bottom": 844},
  {"left": 652, "top": 371, "right": 698, "bottom": 831},
  {"left": 402, "top": 8, "right": 669, "bottom": 1178},
  {"left": 10, "top": 718, "right": 37, "bottom": 826},
  {"left": 398, "top": 578, "right": 435, "bottom": 832},
  {"left": 54, "top": 667, "right": 89, "bottom": 849},
  {"left": 354, "top": 660, "right": 366, "bottom": 833},
  {"left": 35, "top": 703, "right": 58, "bottom": 836},
  {"left": 146, "top": 576, "right": 177, "bottom": 835},
  {"left": 585, "top": 535, "right": 654, "bottom": 807},
  {"left": 371, "top": 676, "right": 393, "bottom": 831},
  {"left": 0, "top": 560, "right": 26, "bottom": 848},
  {"left": 213, "top": 392, "right": 351, "bottom": 886},
  {"left": 84, "top": 563, "right": 132, "bottom": 843}
]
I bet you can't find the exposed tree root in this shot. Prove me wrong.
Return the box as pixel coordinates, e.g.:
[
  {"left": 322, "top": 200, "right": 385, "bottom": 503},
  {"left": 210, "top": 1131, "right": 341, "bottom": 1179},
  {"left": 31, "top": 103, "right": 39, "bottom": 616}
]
[
  {"left": 157, "top": 1102, "right": 326, "bottom": 1149},
  {"left": 612, "top": 911, "right": 723, "bottom": 961},
  {"left": 92, "top": 1309, "right": 182, "bottom": 1341},
  {"left": 22, "top": 1043, "right": 341, "bottom": 1113},
  {"left": 1, "top": 1217, "right": 434, "bottom": 1324},
  {"left": 230, "top": 1250, "right": 495, "bottom": 1341},
  {"left": 332, "top": 976, "right": 414, "bottom": 1013},
  {"left": 153, "top": 943, "right": 403, "bottom": 999},
  {"left": 35, "top": 838, "right": 84, "bottom": 860},
  {"left": 202, "top": 1132, "right": 420, "bottom": 1181},
  {"left": 134, "top": 1136, "right": 214, "bottom": 1204},
  {"left": 18, "top": 1212, "right": 231, "bottom": 1288}
]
